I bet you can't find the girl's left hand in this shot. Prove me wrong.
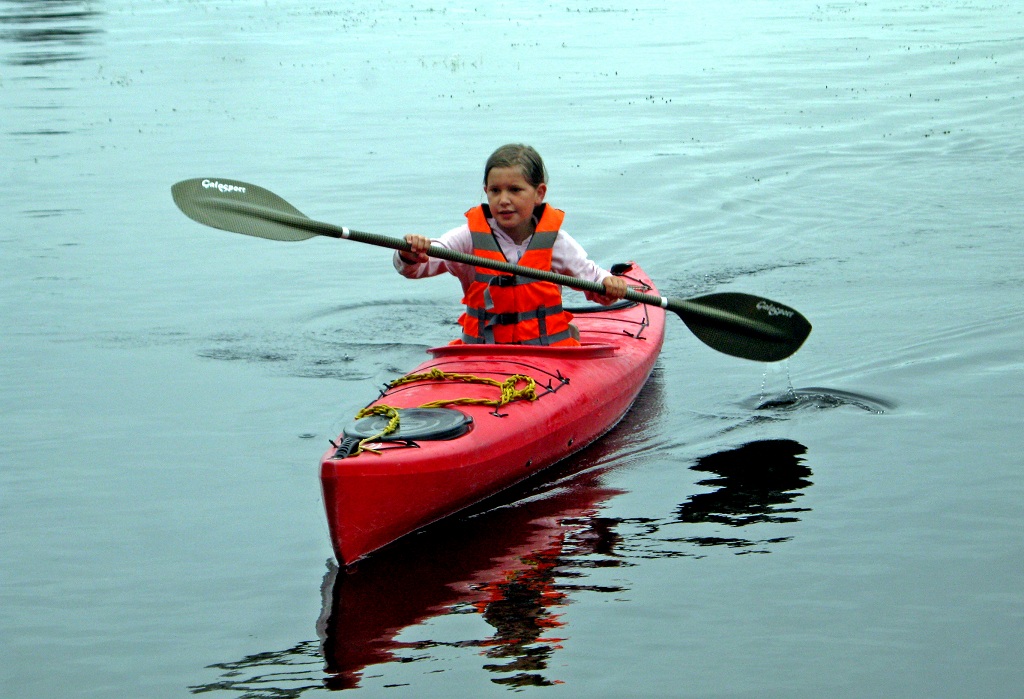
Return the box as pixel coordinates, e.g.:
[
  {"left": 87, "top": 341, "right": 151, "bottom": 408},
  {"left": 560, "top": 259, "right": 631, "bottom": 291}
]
[{"left": 596, "top": 275, "right": 628, "bottom": 304}]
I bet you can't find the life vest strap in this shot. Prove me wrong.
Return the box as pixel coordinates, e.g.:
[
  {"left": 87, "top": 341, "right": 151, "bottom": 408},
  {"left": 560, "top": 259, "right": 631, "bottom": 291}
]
[
  {"left": 464, "top": 304, "right": 566, "bottom": 326},
  {"left": 474, "top": 272, "right": 547, "bottom": 287},
  {"left": 461, "top": 328, "right": 575, "bottom": 346}
]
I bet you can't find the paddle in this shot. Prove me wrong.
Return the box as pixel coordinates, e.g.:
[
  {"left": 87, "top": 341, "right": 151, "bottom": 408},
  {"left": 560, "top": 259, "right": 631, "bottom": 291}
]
[{"left": 171, "top": 178, "right": 811, "bottom": 362}]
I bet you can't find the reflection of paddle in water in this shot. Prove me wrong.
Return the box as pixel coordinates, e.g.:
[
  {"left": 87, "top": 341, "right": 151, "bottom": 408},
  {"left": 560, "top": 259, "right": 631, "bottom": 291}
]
[{"left": 674, "top": 439, "right": 812, "bottom": 552}]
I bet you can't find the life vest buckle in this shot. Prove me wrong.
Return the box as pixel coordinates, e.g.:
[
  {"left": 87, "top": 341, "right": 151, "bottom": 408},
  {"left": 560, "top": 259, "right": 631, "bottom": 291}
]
[
  {"left": 488, "top": 311, "right": 522, "bottom": 325},
  {"left": 488, "top": 274, "right": 517, "bottom": 287}
]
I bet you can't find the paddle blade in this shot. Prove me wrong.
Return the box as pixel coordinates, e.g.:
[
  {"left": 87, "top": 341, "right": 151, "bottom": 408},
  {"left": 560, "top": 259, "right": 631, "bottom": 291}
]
[
  {"left": 670, "top": 292, "right": 811, "bottom": 362},
  {"left": 171, "top": 178, "right": 317, "bottom": 242}
]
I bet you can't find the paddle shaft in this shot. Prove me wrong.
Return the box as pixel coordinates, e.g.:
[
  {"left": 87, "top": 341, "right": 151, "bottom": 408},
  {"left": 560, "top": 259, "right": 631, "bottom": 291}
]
[
  {"left": 208, "top": 198, "right": 790, "bottom": 342},
  {"left": 173, "top": 177, "right": 811, "bottom": 360}
]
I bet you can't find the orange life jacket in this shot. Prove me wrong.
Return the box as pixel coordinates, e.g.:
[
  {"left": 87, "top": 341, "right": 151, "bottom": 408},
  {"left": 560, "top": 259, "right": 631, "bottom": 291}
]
[{"left": 458, "top": 204, "right": 578, "bottom": 346}]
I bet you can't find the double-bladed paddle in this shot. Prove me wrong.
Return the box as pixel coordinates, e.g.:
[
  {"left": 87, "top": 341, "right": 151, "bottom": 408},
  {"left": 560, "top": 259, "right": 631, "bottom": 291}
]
[{"left": 171, "top": 177, "right": 811, "bottom": 361}]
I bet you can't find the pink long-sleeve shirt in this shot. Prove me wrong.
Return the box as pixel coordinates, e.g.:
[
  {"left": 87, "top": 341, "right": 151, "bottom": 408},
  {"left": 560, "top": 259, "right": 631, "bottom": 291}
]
[{"left": 393, "top": 215, "right": 613, "bottom": 302}]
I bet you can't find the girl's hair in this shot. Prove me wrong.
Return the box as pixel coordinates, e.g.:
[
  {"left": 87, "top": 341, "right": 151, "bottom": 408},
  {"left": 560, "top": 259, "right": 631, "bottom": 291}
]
[{"left": 483, "top": 144, "right": 547, "bottom": 187}]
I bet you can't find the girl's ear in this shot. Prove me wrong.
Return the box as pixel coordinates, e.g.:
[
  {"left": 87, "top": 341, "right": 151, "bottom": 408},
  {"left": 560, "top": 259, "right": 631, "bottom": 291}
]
[{"left": 535, "top": 182, "right": 547, "bottom": 203}]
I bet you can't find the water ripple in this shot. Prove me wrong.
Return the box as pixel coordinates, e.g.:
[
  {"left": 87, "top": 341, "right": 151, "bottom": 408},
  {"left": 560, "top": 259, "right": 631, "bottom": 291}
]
[{"left": 753, "top": 387, "right": 896, "bottom": 414}]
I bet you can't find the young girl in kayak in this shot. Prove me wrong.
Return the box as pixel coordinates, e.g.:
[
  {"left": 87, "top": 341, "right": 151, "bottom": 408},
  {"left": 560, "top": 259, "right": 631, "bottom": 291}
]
[{"left": 395, "top": 143, "right": 628, "bottom": 346}]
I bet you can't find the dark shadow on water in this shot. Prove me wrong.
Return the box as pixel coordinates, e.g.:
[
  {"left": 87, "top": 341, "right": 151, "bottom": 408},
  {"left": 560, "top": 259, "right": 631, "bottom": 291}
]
[
  {"left": 189, "top": 378, "right": 815, "bottom": 694},
  {"left": 0, "top": 0, "right": 104, "bottom": 66}
]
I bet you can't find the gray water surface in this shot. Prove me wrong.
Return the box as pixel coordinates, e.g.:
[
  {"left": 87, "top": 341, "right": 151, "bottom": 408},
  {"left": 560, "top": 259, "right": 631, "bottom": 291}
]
[{"left": 3, "top": 1, "right": 1022, "bottom": 697}]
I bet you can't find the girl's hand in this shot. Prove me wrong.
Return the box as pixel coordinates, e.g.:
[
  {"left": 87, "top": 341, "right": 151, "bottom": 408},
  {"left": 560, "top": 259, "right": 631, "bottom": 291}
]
[
  {"left": 595, "top": 275, "right": 628, "bottom": 305},
  {"left": 399, "top": 234, "right": 431, "bottom": 264}
]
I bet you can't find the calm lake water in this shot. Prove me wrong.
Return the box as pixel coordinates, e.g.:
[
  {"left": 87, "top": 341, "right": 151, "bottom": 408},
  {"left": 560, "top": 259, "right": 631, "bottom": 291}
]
[{"left": 3, "top": 1, "right": 1022, "bottom": 697}]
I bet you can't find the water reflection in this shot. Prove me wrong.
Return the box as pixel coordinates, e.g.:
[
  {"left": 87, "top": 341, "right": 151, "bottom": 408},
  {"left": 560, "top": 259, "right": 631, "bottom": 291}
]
[
  {"left": 319, "top": 466, "right": 624, "bottom": 691},
  {"left": 190, "top": 373, "right": 661, "bottom": 695},
  {"left": 189, "top": 466, "right": 625, "bottom": 696},
  {"left": 673, "top": 439, "right": 812, "bottom": 551},
  {"left": 0, "top": 0, "right": 103, "bottom": 66},
  {"left": 190, "top": 433, "right": 813, "bottom": 695}
]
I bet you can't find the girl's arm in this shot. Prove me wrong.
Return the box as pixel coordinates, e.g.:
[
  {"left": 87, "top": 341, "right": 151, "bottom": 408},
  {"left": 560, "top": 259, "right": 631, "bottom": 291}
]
[
  {"left": 393, "top": 225, "right": 477, "bottom": 291},
  {"left": 552, "top": 230, "right": 628, "bottom": 304}
]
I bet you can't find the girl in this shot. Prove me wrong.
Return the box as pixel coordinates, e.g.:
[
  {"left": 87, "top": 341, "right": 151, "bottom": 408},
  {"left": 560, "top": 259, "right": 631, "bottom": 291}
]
[{"left": 396, "top": 144, "right": 628, "bottom": 346}]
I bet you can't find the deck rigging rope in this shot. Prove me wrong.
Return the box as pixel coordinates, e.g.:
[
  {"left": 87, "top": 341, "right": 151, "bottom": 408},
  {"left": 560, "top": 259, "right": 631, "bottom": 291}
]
[{"left": 351, "top": 368, "right": 539, "bottom": 456}]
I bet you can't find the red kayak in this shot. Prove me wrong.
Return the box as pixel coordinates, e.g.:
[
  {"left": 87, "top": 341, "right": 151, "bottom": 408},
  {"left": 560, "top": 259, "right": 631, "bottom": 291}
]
[
  {"left": 320, "top": 263, "right": 666, "bottom": 565},
  {"left": 170, "top": 178, "right": 809, "bottom": 567}
]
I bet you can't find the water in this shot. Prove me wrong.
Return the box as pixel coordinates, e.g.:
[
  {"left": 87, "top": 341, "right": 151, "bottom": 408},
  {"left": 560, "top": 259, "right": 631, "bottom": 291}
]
[{"left": 3, "top": 1, "right": 1022, "bottom": 697}]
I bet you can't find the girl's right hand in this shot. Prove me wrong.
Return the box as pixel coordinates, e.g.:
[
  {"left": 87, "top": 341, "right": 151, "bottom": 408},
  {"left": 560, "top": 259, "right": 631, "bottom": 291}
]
[{"left": 399, "top": 234, "right": 431, "bottom": 264}]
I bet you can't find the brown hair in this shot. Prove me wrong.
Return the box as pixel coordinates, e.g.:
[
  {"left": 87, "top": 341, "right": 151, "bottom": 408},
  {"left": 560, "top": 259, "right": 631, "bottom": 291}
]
[{"left": 483, "top": 144, "right": 547, "bottom": 187}]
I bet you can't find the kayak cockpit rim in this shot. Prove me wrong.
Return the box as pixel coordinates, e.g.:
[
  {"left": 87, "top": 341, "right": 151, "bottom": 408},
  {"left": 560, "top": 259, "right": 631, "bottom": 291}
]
[{"left": 427, "top": 342, "right": 618, "bottom": 359}]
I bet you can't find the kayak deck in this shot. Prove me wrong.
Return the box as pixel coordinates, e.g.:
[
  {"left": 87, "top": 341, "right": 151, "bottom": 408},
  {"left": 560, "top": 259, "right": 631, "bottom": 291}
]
[{"left": 320, "top": 264, "right": 665, "bottom": 565}]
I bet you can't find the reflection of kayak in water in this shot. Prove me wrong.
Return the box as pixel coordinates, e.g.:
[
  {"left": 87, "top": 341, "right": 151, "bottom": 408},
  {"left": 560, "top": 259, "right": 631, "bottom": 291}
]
[
  {"left": 320, "top": 263, "right": 665, "bottom": 566},
  {"left": 317, "top": 437, "right": 814, "bottom": 690},
  {"left": 318, "top": 463, "right": 625, "bottom": 690},
  {"left": 189, "top": 428, "right": 814, "bottom": 694}
]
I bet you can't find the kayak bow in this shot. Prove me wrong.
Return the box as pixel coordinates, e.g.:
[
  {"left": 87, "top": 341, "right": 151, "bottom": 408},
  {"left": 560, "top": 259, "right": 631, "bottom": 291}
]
[{"left": 320, "top": 263, "right": 665, "bottom": 565}]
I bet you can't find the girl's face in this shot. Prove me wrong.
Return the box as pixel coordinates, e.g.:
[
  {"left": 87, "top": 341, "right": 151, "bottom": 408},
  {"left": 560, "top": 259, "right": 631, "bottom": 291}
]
[{"left": 484, "top": 166, "right": 547, "bottom": 240}]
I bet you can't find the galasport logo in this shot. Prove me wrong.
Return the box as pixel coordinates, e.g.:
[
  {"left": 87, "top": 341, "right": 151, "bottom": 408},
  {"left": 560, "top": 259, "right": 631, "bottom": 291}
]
[
  {"left": 201, "top": 179, "right": 246, "bottom": 194},
  {"left": 756, "top": 300, "right": 794, "bottom": 318}
]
